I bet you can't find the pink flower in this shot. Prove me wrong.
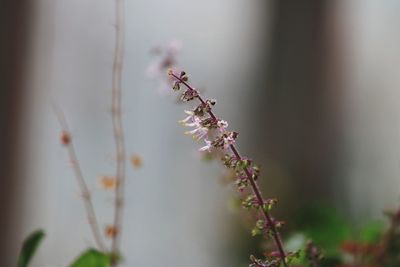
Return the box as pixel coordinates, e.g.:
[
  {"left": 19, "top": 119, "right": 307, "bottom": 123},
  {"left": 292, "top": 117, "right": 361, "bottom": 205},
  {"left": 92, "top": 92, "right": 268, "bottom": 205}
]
[
  {"left": 217, "top": 119, "right": 228, "bottom": 132},
  {"left": 185, "top": 127, "right": 208, "bottom": 141},
  {"left": 147, "top": 40, "right": 182, "bottom": 94},
  {"left": 180, "top": 111, "right": 210, "bottom": 141},
  {"left": 199, "top": 139, "right": 212, "bottom": 152},
  {"left": 178, "top": 110, "right": 195, "bottom": 124},
  {"left": 223, "top": 133, "right": 236, "bottom": 149}
]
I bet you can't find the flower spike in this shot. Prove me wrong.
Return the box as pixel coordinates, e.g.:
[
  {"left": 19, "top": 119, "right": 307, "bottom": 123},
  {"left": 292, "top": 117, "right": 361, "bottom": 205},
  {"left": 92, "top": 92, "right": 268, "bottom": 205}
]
[{"left": 167, "top": 70, "right": 290, "bottom": 267}]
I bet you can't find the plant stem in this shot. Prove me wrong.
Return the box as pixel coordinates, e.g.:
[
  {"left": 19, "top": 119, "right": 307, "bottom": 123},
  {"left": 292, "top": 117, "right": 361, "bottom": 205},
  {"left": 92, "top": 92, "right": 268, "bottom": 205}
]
[
  {"left": 306, "top": 241, "right": 321, "bottom": 267},
  {"left": 53, "top": 104, "right": 107, "bottom": 252},
  {"left": 110, "top": 0, "right": 126, "bottom": 264},
  {"left": 170, "top": 73, "right": 289, "bottom": 267},
  {"left": 230, "top": 145, "right": 288, "bottom": 267}
]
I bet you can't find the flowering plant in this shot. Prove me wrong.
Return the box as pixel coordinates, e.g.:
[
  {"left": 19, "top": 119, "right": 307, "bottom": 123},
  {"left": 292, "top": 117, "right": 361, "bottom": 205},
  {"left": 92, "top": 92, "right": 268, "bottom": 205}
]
[
  {"left": 167, "top": 69, "right": 293, "bottom": 267},
  {"left": 163, "top": 67, "right": 400, "bottom": 267}
]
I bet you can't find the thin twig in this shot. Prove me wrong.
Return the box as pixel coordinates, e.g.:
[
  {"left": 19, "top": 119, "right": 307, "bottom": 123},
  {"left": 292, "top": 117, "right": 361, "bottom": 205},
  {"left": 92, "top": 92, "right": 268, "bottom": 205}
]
[
  {"left": 305, "top": 240, "right": 321, "bottom": 267},
  {"left": 170, "top": 73, "right": 289, "bottom": 267},
  {"left": 110, "top": 0, "right": 126, "bottom": 264},
  {"left": 52, "top": 103, "right": 107, "bottom": 252}
]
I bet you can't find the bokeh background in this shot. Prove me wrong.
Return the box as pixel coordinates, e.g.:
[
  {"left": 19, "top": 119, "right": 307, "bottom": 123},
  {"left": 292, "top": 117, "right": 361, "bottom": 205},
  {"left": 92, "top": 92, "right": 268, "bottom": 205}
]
[{"left": 2, "top": 0, "right": 400, "bottom": 266}]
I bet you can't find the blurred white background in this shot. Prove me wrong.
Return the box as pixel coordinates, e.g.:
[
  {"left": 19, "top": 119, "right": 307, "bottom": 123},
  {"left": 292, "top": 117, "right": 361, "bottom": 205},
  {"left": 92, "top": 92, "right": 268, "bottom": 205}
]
[
  {"left": 11, "top": 0, "right": 400, "bottom": 267},
  {"left": 342, "top": 0, "right": 400, "bottom": 219},
  {"left": 21, "top": 0, "right": 266, "bottom": 267}
]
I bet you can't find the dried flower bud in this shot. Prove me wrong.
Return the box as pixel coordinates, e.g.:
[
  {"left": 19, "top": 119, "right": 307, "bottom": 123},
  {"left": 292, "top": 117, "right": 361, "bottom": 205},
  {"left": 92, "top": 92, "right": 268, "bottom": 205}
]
[
  {"left": 200, "top": 117, "right": 218, "bottom": 129},
  {"left": 193, "top": 102, "right": 211, "bottom": 117},
  {"left": 180, "top": 89, "right": 198, "bottom": 101},
  {"left": 211, "top": 131, "right": 238, "bottom": 149},
  {"left": 99, "top": 175, "right": 117, "bottom": 190},
  {"left": 207, "top": 99, "right": 216, "bottom": 106},
  {"left": 105, "top": 225, "right": 118, "bottom": 238},
  {"left": 173, "top": 81, "right": 181, "bottom": 91},
  {"left": 131, "top": 154, "right": 143, "bottom": 169},
  {"left": 263, "top": 198, "right": 278, "bottom": 212},
  {"left": 60, "top": 131, "right": 71, "bottom": 146}
]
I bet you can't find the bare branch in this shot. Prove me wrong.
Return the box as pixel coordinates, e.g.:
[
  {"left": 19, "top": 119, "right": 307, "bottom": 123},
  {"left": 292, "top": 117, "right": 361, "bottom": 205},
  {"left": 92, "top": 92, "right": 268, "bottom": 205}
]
[{"left": 52, "top": 103, "right": 107, "bottom": 252}]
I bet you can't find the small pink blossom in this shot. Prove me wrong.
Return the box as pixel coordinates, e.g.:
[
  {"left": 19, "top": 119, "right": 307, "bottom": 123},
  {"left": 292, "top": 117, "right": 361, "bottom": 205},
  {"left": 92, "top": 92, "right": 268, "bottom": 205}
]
[
  {"left": 184, "top": 126, "right": 209, "bottom": 141},
  {"left": 147, "top": 40, "right": 182, "bottom": 94},
  {"left": 199, "top": 139, "right": 212, "bottom": 152},
  {"left": 223, "top": 133, "right": 236, "bottom": 149},
  {"left": 178, "top": 110, "right": 195, "bottom": 124},
  {"left": 217, "top": 119, "right": 228, "bottom": 132},
  {"left": 180, "top": 111, "right": 209, "bottom": 141}
]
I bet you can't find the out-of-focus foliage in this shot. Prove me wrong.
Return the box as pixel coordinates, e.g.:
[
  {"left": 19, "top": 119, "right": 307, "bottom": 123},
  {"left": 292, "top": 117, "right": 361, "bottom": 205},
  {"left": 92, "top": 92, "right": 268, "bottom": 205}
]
[
  {"left": 358, "top": 221, "right": 384, "bottom": 244},
  {"left": 17, "top": 229, "right": 45, "bottom": 267},
  {"left": 284, "top": 233, "right": 307, "bottom": 264},
  {"left": 69, "top": 249, "right": 111, "bottom": 267},
  {"left": 294, "top": 206, "right": 351, "bottom": 256},
  {"left": 282, "top": 206, "right": 400, "bottom": 267}
]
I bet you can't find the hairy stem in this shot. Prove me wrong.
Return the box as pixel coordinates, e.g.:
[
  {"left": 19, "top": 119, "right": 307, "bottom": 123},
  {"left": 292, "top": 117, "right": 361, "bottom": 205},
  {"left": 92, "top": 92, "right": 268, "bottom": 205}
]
[
  {"left": 170, "top": 73, "right": 289, "bottom": 267},
  {"left": 53, "top": 104, "right": 107, "bottom": 252},
  {"left": 110, "top": 0, "right": 126, "bottom": 264}
]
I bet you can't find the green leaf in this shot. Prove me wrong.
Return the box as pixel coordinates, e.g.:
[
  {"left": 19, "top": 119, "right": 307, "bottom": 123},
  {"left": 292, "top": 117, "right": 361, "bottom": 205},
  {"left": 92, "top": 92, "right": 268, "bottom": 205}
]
[
  {"left": 70, "top": 249, "right": 111, "bottom": 267},
  {"left": 17, "top": 229, "right": 45, "bottom": 267},
  {"left": 320, "top": 256, "right": 342, "bottom": 267},
  {"left": 294, "top": 206, "right": 351, "bottom": 256},
  {"left": 359, "top": 221, "right": 384, "bottom": 244}
]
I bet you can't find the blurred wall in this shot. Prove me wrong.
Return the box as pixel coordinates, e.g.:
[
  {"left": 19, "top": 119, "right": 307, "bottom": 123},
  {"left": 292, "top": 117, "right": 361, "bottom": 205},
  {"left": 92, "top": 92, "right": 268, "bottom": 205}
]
[
  {"left": 342, "top": 0, "right": 400, "bottom": 220},
  {"left": 0, "top": 1, "right": 32, "bottom": 267},
  {"left": 247, "top": 0, "right": 400, "bottom": 221},
  {"left": 19, "top": 1, "right": 267, "bottom": 267},
  {"left": 7, "top": 1, "right": 400, "bottom": 267},
  {"left": 244, "top": 0, "right": 345, "bottom": 216}
]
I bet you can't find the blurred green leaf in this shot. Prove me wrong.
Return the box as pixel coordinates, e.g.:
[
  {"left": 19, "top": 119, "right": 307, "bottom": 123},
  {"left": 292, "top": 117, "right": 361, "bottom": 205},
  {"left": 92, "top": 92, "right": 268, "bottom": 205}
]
[
  {"left": 320, "top": 256, "right": 342, "bottom": 267},
  {"left": 17, "top": 229, "right": 45, "bottom": 267},
  {"left": 285, "top": 232, "right": 344, "bottom": 266},
  {"left": 294, "top": 206, "right": 351, "bottom": 255},
  {"left": 70, "top": 249, "right": 111, "bottom": 267},
  {"left": 359, "top": 221, "right": 384, "bottom": 244}
]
